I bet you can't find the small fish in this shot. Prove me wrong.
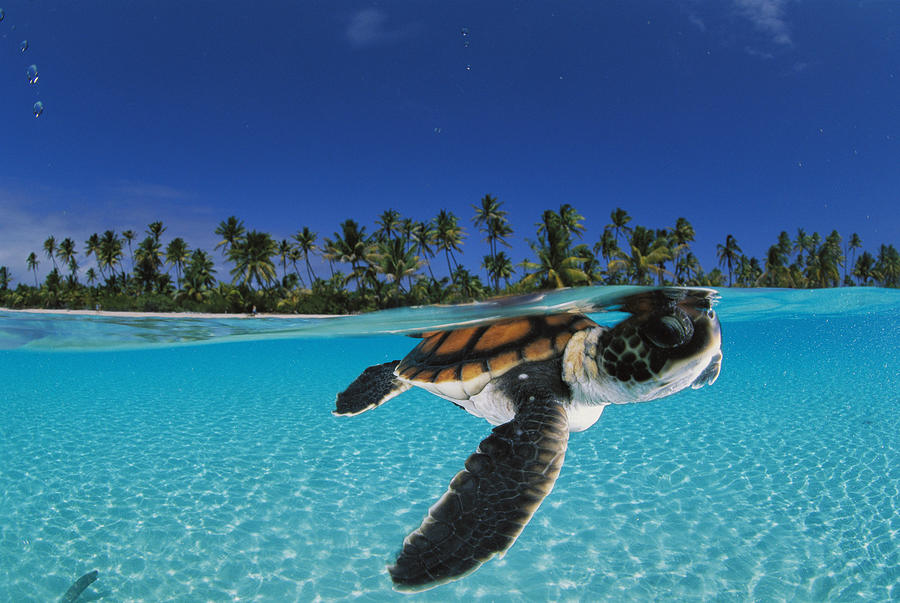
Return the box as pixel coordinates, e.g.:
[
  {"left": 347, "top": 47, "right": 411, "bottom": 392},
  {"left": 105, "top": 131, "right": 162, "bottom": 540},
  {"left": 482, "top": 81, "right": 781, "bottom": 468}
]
[{"left": 59, "top": 570, "right": 98, "bottom": 603}]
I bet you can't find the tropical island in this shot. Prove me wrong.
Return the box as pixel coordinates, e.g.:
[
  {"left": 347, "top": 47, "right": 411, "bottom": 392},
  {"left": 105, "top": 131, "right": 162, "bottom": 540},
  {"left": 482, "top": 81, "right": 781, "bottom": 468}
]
[{"left": 0, "top": 197, "right": 897, "bottom": 315}]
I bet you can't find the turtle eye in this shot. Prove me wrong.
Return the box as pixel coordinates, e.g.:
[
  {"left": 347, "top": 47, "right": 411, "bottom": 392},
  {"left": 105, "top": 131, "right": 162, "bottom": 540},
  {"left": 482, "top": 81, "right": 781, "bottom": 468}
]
[{"left": 641, "top": 310, "right": 694, "bottom": 348}]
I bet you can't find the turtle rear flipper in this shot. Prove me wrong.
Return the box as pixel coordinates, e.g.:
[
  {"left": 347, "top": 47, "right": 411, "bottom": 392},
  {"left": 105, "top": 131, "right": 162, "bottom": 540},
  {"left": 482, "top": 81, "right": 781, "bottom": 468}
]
[
  {"left": 334, "top": 361, "right": 411, "bottom": 416},
  {"left": 389, "top": 387, "right": 569, "bottom": 591}
]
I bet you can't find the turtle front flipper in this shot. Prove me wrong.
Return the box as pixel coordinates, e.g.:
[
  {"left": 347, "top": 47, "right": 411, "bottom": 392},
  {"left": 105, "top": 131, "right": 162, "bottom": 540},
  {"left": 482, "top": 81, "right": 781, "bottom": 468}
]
[
  {"left": 389, "top": 390, "right": 569, "bottom": 591},
  {"left": 334, "top": 361, "right": 411, "bottom": 416}
]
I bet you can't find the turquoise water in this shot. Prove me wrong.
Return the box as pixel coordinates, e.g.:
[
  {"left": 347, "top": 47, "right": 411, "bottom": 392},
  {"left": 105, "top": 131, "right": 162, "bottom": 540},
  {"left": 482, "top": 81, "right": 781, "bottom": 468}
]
[{"left": 1, "top": 287, "right": 899, "bottom": 601}]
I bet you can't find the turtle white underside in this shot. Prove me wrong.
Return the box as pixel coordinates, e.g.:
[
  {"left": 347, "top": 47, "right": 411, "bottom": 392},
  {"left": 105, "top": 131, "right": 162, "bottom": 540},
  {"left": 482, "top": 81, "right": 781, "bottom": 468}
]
[{"left": 401, "top": 377, "right": 609, "bottom": 432}]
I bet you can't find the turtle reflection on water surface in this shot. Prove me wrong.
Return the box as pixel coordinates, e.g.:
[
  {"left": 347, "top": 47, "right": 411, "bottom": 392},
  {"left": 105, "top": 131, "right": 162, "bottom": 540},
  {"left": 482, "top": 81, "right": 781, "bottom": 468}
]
[{"left": 334, "top": 289, "right": 723, "bottom": 591}]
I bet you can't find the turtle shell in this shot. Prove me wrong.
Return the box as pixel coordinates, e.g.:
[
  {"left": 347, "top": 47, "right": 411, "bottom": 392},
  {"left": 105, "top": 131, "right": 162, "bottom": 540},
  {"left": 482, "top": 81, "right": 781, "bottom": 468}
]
[{"left": 396, "top": 313, "right": 598, "bottom": 399}]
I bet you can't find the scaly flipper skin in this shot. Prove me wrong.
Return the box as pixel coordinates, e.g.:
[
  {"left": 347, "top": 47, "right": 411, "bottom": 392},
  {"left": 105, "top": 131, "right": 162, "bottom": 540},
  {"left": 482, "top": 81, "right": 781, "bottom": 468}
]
[
  {"left": 388, "top": 381, "right": 569, "bottom": 591},
  {"left": 334, "top": 360, "right": 411, "bottom": 416}
]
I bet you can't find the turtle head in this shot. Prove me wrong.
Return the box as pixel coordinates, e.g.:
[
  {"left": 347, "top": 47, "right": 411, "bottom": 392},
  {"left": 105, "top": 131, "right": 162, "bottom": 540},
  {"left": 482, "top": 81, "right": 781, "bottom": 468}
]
[{"left": 597, "top": 298, "right": 722, "bottom": 402}]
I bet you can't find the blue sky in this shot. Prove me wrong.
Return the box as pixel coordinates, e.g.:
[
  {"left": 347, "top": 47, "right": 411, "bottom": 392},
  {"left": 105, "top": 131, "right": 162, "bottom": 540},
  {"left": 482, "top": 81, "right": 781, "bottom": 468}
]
[{"left": 1, "top": 1, "right": 897, "bottom": 284}]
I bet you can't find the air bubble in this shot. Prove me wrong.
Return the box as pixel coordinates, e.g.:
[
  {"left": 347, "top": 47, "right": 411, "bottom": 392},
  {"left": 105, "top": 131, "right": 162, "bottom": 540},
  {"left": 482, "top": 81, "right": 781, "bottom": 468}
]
[
  {"left": 465, "top": 64, "right": 471, "bottom": 71},
  {"left": 461, "top": 27, "right": 469, "bottom": 37},
  {"left": 33, "top": 101, "right": 43, "bottom": 118},
  {"left": 26, "top": 64, "right": 38, "bottom": 85},
  {"left": 20, "top": 40, "right": 28, "bottom": 52}
]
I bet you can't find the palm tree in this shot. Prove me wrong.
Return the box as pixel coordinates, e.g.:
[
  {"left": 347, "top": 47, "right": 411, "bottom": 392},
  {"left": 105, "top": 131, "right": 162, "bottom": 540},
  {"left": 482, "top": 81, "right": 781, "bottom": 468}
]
[
  {"left": 187, "top": 249, "right": 217, "bottom": 289},
  {"left": 147, "top": 221, "right": 166, "bottom": 244},
  {"left": 521, "top": 245, "right": 588, "bottom": 289},
  {"left": 799, "top": 232, "right": 822, "bottom": 281},
  {"left": 410, "top": 220, "right": 438, "bottom": 282},
  {"left": 573, "top": 244, "right": 602, "bottom": 283},
  {"left": 817, "top": 230, "right": 843, "bottom": 287},
  {"left": 607, "top": 208, "right": 632, "bottom": 249},
  {"left": 472, "top": 194, "right": 500, "bottom": 239},
  {"left": 85, "top": 267, "right": 98, "bottom": 287},
  {"left": 847, "top": 233, "right": 862, "bottom": 284},
  {"left": 0, "top": 266, "right": 11, "bottom": 291},
  {"left": 65, "top": 257, "right": 79, "bottom": 286},
  {"left": 874, "top": 244, "right": 900, "bottom": 287},
  {"left": 609, "top": 226, "right": 672, "bottom": 285},
  {"left": 56, "top": 238, "right": 77, "bottom": 276},
  {"left": 399, "top": 217, "right": 416, "bottom": 243},
  {"left": 449, "top": 266, "right": 485, "bottom": 302},
  {"left": 472, "top": 194, "right": 512, "bottom": 288},
  {"left": 716, "top": 234, "right": 742, "bottom": 286},
  {"left": 26, "top": 252, "right": 39, "bottom": 286},
  {"left": 134, "top": 235, "right": 163, "bottom": 292},
  {"left": 179, "top": 249, "right": 218, "bottom": 302},
  {"left": 321, "top": 237, "right": 339, "bottom": 278},
  {"left": 853, "top": 251, "right": 876, "bottom": 286},
  {"left": 43, "top": 235, "right": 58, "bottom": 271},
  {"left": 486, "top": 211, "right": 513, "bottom": 258},
  {"left": 794, "top": 228, "right": 811, "bottom": 267},
  {"left": 756, "top": 244, "right": 793, "bottom": 287},
  {"left": 678, "top": 252, "right": 702, "bottom": 285},
  {"left": 85, "top": 233, "right": 100, "bottom": 269},
  {"left": 483, "top": 251, "right": 514, "bottom": 290},
  {"left": 671, "top": 217, "right": 695, "bottom": 283},
  {"left": 117, "top": 229, "right": 135, "bottom": 273},
  {"left": 696, "top": 268, "right": 726, "bottom": 287},
  {"left": 594, "top": 228, "right": 619, "bottom": 283},
  {"left": 287, "top": 246, "right": 307, "bottom": 288},
  {"left": 433, "top": 210, "right": 465, "bottom": 277},
  {"left": 330, "top": 219, "right": 371, "bottom": 292},
  {"left": 733, "top": 255, "right": 752, "bottom": 287},
  {"left": 651, "top": 229, "right": 674, "bottom": 285},
  {"left": 229, "top": 230, "right": 278, "bottom": 290},
  {"left": 292, "top": 227, "right": 319, "bottom": 284},
  {"left": 597, "top": 227, "right": 618, "bottom": 262},
  {"left": 374, "top": 237, "right": 420, "bottom": 299},
  {"left": 536, "top": 209, "right": 559, "bottom": 241},
  {"left": 375, "top": 209, "right": 401, "bottom": 242},
  {"left": 522, "top": 215, "right": 588, "bottom": 289},
  {"left": 98, "top": 230, "right": 124, "bottom": 281},
  {"left": 165, "top": 237, "right": 190, "bottom": 288},
  {"left": 215, "top": 216, "right": 247, "bottom": 253},
  {"left": 276, "top": 239, "right": 293, "bottom": 285},
  {"left": 557, "top": 204, "right": 586, "bottom": 242}
]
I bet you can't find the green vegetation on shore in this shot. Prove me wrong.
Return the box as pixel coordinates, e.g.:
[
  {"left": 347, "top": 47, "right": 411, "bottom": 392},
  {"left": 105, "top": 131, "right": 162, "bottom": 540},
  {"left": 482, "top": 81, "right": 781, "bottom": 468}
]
[{"left": 1, "top": 198, "right": 898, "bottom": 314}]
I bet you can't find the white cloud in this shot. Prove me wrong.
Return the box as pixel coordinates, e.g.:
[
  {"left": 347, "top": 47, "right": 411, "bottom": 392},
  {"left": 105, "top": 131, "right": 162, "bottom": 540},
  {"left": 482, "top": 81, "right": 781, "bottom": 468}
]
[
  {"left": 345, "top": 8, "right": 418, "bottom": 48},
  {"left": 744, "top": 46, "right": 775, "bottom": 60},
  {"left": 733, "top": 0, "right": 792, "bottom": 46},
  {"left": 688, "top": 14, "right": 707, "bottom": 32}
]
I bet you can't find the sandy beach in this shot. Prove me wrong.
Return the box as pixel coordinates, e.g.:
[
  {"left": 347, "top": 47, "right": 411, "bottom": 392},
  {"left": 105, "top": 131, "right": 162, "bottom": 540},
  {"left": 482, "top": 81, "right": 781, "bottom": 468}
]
[{"left": 0, "top": 307, "right": 343, "bottom": 320}]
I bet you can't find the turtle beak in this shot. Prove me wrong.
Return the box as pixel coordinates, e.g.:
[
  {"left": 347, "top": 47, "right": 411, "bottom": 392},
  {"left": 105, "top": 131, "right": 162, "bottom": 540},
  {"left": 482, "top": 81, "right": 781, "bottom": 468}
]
[{"left": 691, "top": 352, "right": 722, "bottom": 389}]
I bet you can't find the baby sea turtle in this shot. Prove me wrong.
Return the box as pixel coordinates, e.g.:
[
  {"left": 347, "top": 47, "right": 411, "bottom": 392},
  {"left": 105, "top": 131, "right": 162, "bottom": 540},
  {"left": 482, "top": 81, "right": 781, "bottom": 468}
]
[{"left": 334, "top": 290, "right": 723, "bottom": 591}]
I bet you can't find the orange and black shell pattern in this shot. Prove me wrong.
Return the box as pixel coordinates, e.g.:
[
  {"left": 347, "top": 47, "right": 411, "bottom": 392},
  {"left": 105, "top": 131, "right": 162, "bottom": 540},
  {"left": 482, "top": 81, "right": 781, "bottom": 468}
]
[{"left": 396, "top": 313, "right": 598, "bottom": 399}]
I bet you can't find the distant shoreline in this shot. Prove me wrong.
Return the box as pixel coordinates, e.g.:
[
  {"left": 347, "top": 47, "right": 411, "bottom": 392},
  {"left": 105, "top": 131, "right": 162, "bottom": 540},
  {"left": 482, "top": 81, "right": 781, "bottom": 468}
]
[{"left": 0, "top": 307, "right": 344, "bottom": 319}]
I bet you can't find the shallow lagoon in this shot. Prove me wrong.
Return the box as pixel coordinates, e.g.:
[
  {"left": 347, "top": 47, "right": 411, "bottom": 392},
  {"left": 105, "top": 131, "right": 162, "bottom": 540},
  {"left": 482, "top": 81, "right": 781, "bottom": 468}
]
[{"left": 1, "top": 287, "right": 899, "bottom": 601}]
